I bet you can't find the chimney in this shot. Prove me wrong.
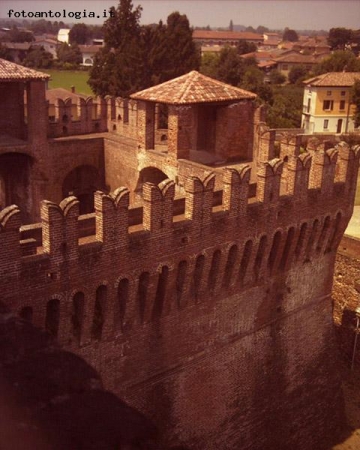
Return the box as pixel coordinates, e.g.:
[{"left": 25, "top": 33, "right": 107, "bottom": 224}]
[{"left": 71, "top": 85, "right": 75, "bottom": 93}]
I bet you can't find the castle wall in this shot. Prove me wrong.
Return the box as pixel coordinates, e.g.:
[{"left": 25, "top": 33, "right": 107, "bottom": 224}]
[{"left": 0, "top": 141, "right": 358, "bottom": 449}]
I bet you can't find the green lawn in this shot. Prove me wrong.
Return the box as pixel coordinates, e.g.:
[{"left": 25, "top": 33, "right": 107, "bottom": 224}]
[{"left": 43, "top": 69, "right": 93, "bottom": 96}]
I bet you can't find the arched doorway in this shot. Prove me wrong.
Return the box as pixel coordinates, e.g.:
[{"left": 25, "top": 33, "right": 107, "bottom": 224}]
[
  {"left": 62, "top": 165, "right": 103, "bottom": 214},
  {"left": 0, "top": 152, "right": 33, "bottom": 223},
  {"left": 135, "top": 167, "right": 168, "bottom": 194}
]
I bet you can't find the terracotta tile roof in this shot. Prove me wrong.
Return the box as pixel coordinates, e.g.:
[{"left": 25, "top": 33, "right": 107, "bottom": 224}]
[
  {"left": 45, "top": 88, "right": 88, "bottom": 103},
  {"left": 193, "top": 30, "right": 263, "bottom": 41},
  {"left": 303, "top": 72, "right": 360, "bottom": 87},
  {"left": 131, "top": 71, "right": 257, "bottom": 105},
  {"left": 274, "top": 53, "right": 320, "bottom": 63},
  {"left": 0, "top": 58, "right": 50, "bottom": 81}
]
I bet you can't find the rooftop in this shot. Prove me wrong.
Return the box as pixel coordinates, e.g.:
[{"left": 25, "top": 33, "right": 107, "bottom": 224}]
[
  {"left": 193, "top": 30, "right": 263, "bottom": 41},
  {"left": 131, "top": 70, "right": 257, "bottom": 105},
  {"left": 0, "top": 58, "right": 50, "bottom": 81},
  {"left": 304, "top": 72, "right": 360, "bottom": 87}
]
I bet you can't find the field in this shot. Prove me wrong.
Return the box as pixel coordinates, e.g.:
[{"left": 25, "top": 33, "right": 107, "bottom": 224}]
[{"left": 43, "top": 69, "right": 93, "bottom": 96}]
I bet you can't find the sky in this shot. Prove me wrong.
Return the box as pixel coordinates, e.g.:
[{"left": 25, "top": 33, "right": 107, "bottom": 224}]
[{"left": 0, "top": 0, "right": 359, "bottom": 31}]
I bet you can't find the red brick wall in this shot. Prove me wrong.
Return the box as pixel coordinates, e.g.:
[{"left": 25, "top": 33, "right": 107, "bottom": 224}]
[{"left": 0, "top": 143, "right": 359, "bottom": 449}]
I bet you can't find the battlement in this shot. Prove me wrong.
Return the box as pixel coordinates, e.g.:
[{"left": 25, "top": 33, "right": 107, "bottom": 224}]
[
  {"left": 47, "top": 95, "right": 108, "bottom": 137},
  {"left": 1, "top": 143, "right": 358, "bottom": 329}
]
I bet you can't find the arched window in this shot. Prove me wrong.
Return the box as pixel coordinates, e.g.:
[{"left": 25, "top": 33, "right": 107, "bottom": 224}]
[
  {"left": 46, "top": 299, "right": 60, "bottom": 337},
  {"left": 91, "top": 286, "right": 107, "bottom": 340}
]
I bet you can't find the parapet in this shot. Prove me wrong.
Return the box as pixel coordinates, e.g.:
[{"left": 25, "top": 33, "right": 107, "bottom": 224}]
[{"left": 0, "top": 141, "right": 359, "bottom": 275}]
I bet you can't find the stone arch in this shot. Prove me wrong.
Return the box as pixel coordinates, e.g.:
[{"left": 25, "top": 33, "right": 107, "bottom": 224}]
[
  {"left": 62, "top": 164, "right": 103, "bottom": 214},
  {"left": 135, "top": 166, "right": 169, "bottom": 193},
  {"left": 0, "top": 152, "right": 34, "bottom": 223}
]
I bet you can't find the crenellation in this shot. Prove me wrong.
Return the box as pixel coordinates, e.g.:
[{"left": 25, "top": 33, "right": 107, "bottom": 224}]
[
  {"left": 0, "top": 205, "right": 21, "bottom": 274},
  {"left": 222, "top": 165, "right": 250, "bottom": 217},
  {"left": 256, "top": 158, "right": 283, "bottom": 203}
]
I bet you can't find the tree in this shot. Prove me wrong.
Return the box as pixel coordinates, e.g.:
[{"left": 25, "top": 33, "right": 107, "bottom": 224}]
[
  {"left": 288, "top": 65, "right": 309, "bottom": 85},
  {"left": 314, "top": 50, "right": 360, "bottom": 74},
  {"left": 0, "top": 43, "right": 12, "bottom": 61},
  {"left": 237, "top": 40, "right": 257, "bottom": 55},
  {"left": 69, "top": 23, "right": 91, "bottom": 45},
  {"left": 89, "top": 1, "right": 199, "bottom": 97},
  {"left": 200, "top": 52, "right": 220, "bottom": 79},
  {"left": 282, "top": 28, "right": 298, "bottom": 42},
  {"left": 56, "top": 42, "right": 82, "bottom": 67},
  {"left": 266, "top": 86, "right": 303, "bottom": 128},
  {"left": 23, "top": 46, "right": 53, "bottom": 68},
  {"left": 256, "top": 26, "right": 269, "bottom": 34},
  {"left": 216, "top": 46, "right": 245, "bottom": 86},
  {"left": 160, "top": 12, "right": 200, "bottom": 82},
  {"left": 268, "top": 69, "right": 286, "bottom": 85},
  {"left": 328, "top": 27, "right": 353, "bottom": 50},
  {"left": 352, "top": 79, "right": 360, "bottom": 128},
  {"left": 89, "top": 0, "right": 145, "bottom": 97}
]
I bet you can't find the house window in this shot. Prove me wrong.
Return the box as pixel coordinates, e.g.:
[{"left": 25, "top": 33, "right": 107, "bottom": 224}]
[
  {"left": 323, "top": 119, "right": 329, "bottom": 129},
  {"left": 307, "top": 98, "right": 311, "bottom": 113},
  {"left": 339, "top": 100, "right": 346, "bottom": 110},
  {"left": 341, "top": 91, "right": 346, "bottom": 96},
  {"left": 326, "top": 90, "right": 332, "bottom": 96},
  {"left": 323, "top": 100, "right": 334, "bottom": 111}
]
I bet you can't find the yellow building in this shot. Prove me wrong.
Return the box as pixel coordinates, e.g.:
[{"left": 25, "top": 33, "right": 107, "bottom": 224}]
[{"left": 302, "top": 72, "right": 360, "bottom": 134}]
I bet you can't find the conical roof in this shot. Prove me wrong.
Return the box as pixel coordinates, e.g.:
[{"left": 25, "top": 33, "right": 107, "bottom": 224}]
[{"left": 131, "top": 71, "right": 257, "bottom": 105}]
